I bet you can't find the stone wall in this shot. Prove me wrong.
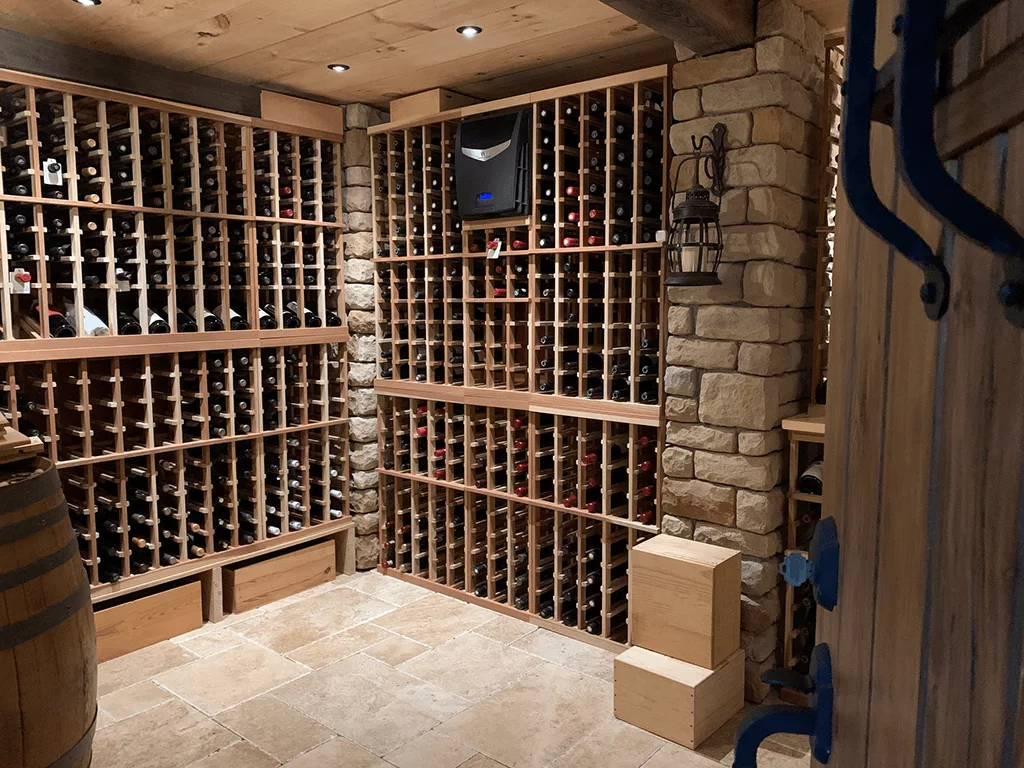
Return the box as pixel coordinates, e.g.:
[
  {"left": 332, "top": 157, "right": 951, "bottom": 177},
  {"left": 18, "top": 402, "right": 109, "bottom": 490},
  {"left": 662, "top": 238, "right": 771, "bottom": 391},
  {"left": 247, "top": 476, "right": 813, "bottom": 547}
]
[
  {"left": 341, "top": 103, "right": 388, "bottom": 569},
  {"left": 662, "top": 0, "right": 825, "bottom": 701}
]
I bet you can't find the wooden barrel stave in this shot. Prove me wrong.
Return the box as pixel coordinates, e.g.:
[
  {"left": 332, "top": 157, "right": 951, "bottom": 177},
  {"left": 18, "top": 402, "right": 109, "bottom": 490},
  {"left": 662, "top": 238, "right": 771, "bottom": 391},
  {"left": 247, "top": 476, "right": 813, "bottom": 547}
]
[{"left": 0, "top": 458, "right": 97, "bottom": 768}]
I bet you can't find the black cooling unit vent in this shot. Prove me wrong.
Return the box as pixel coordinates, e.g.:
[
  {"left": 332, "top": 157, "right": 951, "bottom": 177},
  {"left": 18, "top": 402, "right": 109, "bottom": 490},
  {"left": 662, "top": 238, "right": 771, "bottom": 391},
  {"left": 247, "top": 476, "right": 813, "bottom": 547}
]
[{"left": 455, "top": 109, "right": 531, "bottom": 219}]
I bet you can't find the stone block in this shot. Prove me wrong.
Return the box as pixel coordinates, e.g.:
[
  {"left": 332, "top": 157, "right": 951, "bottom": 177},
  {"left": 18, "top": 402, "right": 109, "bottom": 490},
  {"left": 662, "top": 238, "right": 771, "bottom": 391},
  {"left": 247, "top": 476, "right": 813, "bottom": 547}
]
[
  {"left": 736, "top": 488, "right": 785, "bottom": 533},
  {"left": 694, "top": 450, "right": 784, "bottom": 491},
  {"left": 776, "top": 371, "right": 809, "bottom": 403},
  {"left": 741, "top": 590, "right": 780, "bottom": 633},
  {"left": 345, "top": 103, "right": 389, "bottom": 129},
  {"left": 743, "top": 261, "right": 810, "bottom": 307},
  {"left": 355, "top": 535, "right": 379, "bottom": 570},
  {"left": 351, "top": 470, "right": 379, "bottom": 490},
  {"left": 350, "top": 489, "right": 379, "bottom": 515},
  {"left": 345, "top": 283, "right": 374, "bottom": 311},
  {"left": 667, "top": 423, "right": 738, "bottom": 453},
  {"left": 666, "top": 396, "right": 698, "bottom": 423},
  {"left": 702, "top": 73, "right": 793, "bottom": 115},
  {"left": 663, "top": 447, "right": 695, "bottom": 479},
  {"left": 741, "top": 556, "right": 780, "bottom": 597},
  {"left": 354, "top": 511, "right": 380, "bottom": 536},
  {"left": 779, "top": 401, "right": 804, "bottom": 419},
  {"left": 665, "top": 366, "right": 699, "bottom": 397},
  {"left": 747, "top": 186, "right": 812, "bottom": 230},
  {"left": 777, "top": 308, "right": 810, "bottom": 342},
  {"left": 694, "top": 522, "right": 782, "bottom": 558},
  {"left": 667, "top": 337, "right": 738, "bottom": 369},
  {"left": 804, "top": 13, "right": 826, "bottom": 63},
  {"left": 722, "top": 224, "right": 814, "bottom": 267},
  {"left": 738, "top": 341, "right": 805, "bottom": 375},
  {"left": 347, "top": 309, "right": 375, "bottom": 334},
  {"left": 720, "top": 188, "right": 748, "bottom": 227},
  {"left": 349, "top": 441, "right": 379, "bottom": 471},
  {"left": 668, "top": 305, "right": 694, "bottom": 335},
  {"left": 725, "top": 145, "right": 813, "bottom": 198},
  {"left": 666, "top": 264, "right": 744, "bottom": 306},
  {"left": 675, "top": 41, "right": 698, "bottom": 61},
  {"left": 345, "top": 257, "right": 374, "bottom": 284},
  {"left": 347, "top": 334, "right": 377, "bottom": 363},
  {"left": 672, "top": 88, "right": 702, "bottom": 121},
  {"left": 752, "top": 106, "right": 816, "bottom": 155},
  {"left": 342, "top": 128, "right": 370, "bottom": 166},
  {"left": 344, "top": 231, "right": 374, "bottom": 259},
  {"left": 745, "top": 657, "right": 774, "bottom": 702},
  {"left": 663, "top": 479, "right": 737, "bottom": 525},
  {"left": 757, "top": 0, "right": 806, "bottom": 44},
  {"left": 350, "top": 416, "right": 378, "bottom": 443},
  {"left": 343, "top": 186, "right": 372, "bottom": 213},
  {"left": 673, "top": 48, "right": 756, "bottom": 89},
  {"left": 348, "top": 362, "right": 376, "bottom": 387},
  {"left": 344, "top": 211, "right": 374, "bottom": 233},
  {"left": 344, "top": 166, "right": 372, "bottom": 187},
  {"left": 741, "top": 623, "right": 778, "bottom": 663},
  {"left": 671, "top": 114, "right": 752, "bottom": 155},
  {"left": 696, "top": 306, "right": 778, "bottom": 342},
  {"left": 700, "top": 372, "right": 781, "bottom": 430},
  {"left": 348, "top": 387, "right": 378, "bottom": 416},
  {"left": 756, "top": 36, "right": 807, "bottom": 82},
  {"left": 662, "top": 514, "right": 695, "bottom": 538},
  {"left": 738, "top": 429, "right": 785, "bottom": 456}
]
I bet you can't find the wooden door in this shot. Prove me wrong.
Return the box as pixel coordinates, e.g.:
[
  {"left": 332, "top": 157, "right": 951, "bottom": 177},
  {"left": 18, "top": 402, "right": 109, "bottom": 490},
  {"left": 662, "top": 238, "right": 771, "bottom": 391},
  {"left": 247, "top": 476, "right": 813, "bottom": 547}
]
[{"left": 819, "top": 1, "right": 1024, "bottom": 765}]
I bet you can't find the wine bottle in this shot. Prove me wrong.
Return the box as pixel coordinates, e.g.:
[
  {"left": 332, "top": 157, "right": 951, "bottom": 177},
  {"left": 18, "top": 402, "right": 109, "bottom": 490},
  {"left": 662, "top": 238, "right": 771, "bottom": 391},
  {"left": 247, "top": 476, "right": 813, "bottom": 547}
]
[
  {"left": 33, "top": 303, "right": 76, "bottom": 337},
  {"left": 214, "top": 305, "right": 250, "bottom": 331},
  {"left": 797, "top": 460, "right": 824, "bottom": 495}
]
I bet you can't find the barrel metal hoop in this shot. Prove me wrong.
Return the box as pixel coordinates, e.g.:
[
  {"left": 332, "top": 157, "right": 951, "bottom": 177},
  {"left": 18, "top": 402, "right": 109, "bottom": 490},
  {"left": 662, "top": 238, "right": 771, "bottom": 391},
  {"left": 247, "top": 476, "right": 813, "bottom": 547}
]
[
  {"left": 48, "top": 706, "right": 97, "bottom": 768},
  {"left": 0, "top": 461, "right": 60, "bottom": 517},
  {"left": 0, "top": 578, "right": 91, "bottom": 651},
  {"left": 0, "top": 536, "right": 80, "bottom": 591},
  {"left": 0, "top": 499, "right": 70, "bottom": 546}
]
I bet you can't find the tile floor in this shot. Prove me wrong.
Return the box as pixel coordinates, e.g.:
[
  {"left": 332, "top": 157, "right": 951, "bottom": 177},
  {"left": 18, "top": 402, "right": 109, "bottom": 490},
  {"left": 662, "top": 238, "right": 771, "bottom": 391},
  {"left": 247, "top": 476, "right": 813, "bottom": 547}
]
[{"left": 92, "top": 570, "right": 811, "bottom": 768}]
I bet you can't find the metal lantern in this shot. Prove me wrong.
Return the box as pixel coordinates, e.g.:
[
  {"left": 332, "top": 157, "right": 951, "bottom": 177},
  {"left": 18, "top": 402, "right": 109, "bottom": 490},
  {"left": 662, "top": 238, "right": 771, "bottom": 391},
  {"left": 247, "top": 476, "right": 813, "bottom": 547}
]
[{"left": 665, "top": 123, "right": 727, "bottom": 286}]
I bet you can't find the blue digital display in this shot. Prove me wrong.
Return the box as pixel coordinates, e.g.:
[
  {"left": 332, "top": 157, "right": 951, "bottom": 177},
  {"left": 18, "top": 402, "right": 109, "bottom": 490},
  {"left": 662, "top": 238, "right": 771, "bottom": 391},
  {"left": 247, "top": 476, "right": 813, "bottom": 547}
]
[{"left": 477, "top": 192, "right": 493, "bottom": 201}]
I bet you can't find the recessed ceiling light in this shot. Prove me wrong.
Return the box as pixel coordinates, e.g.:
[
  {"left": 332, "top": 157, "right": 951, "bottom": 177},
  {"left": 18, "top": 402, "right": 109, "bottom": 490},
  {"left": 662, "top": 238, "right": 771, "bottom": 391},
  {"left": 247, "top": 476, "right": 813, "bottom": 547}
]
[
  {"left": 327, "top": 63, "right": 350, "bottom": 73},
  {"left": 73, "top": 0, "right": 101, "bottom": 5},
  {"left": 457, "top": 25, "right": 482, "bottom": 38}
]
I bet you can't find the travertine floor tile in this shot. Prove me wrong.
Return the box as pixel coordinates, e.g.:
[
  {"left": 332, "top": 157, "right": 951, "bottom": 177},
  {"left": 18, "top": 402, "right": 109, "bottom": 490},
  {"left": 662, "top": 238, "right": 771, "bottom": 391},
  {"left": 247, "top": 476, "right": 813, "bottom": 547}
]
[
  {"left": 457, "top": 756, "right": 509, "bottom": 768},
  {"left": 550, "top": 718, "right": 664, "bottom": 768},
  {"left": 642, "top": 743, "right": 722, "bottom": 768},
  {"left": 512, "top": 628, "right": 618, "bottom": 682},
  {"left": 281, "top": 737, "right": 390, "bottom": 768},
  {"left": 216, "top": 695, "right": 332, "bottom": 762},
  {"left": 345, "top": 570, "right": 431, "bottom": 606},
  {"left": 96, "top": 709, "right": 116, "bottom": 731},
  {"left": 285, "top": 622, "right": 391, "bottom": 669},
  {"left": 232, "top": 588, "right": 395, "bottom": 653},
  {"left": 98, "top": 680, "right": 174, "bottom": 721},
  {"left": 399, "top": 632, "right": 544, "bottom": 701},
  {"left": 91, "top": 699, "right": 236, "bottom": 768},
  {"left": 187, "top": 741, "right": 281, "bottom": 768},
  {"left": 471, "top": 615, "right": 538, "bottom": 645},
  {"left": 385, "top": 730, "right": 478, "bottom": 768},
  {"left": 274, "top": 660, "right": 439, "bottom": 755},
  {"left": 174, "top": 627, "right": 247, "bottom": 658},
  {"left": 372, "top": 593, "right": 494, "bottom": 647},
  {"left": 97, "top": 641, "right": 199, "bottom": 697},
  {"left": 364, "top": 633, "right": 429, "bottom": 666},
  {"left": 437, "top": 663, "right": 613, "bottom": 767},
  {"left": 718, "top": 749, "right": 810, "bottom": 767},
  {"left": 155, "top": 643, "right": 307, "bottom": 714}
]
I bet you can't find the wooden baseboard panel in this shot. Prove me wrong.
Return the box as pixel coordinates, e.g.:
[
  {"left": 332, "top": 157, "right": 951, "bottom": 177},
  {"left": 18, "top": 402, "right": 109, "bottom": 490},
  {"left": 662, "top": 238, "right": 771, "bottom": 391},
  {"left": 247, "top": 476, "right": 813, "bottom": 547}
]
[
  {"left": 94, "top": 581, "right": 204, "bottom": 663},
  {"left": 224, "top": 540, "right": 336, "bottom": 614}
]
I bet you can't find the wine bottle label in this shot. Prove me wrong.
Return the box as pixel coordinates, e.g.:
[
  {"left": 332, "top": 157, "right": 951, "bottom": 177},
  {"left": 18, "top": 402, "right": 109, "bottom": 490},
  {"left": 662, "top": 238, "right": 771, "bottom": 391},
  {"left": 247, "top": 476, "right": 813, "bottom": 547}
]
[{"left": 65, "top": 299, "right": 109, "bottom": 337}]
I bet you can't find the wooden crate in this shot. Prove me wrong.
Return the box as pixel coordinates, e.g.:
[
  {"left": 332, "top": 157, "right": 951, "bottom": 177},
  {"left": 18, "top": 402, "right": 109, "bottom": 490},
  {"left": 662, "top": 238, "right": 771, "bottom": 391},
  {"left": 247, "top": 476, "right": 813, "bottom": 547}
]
[
  {"left": 614, "top": 645, "right": 744, "bottom": 749},
  {"left": 389, "top": 88, "right": 479, "bottom": 123},
  {"left": 94, "top": 581, "right": 203, "bottom": 662},
  {"left": 223, "top": 539, "right": 335, "bottom": 614},
  {"left": 629, "top": 535, "right": 741, "bottom": 668}
]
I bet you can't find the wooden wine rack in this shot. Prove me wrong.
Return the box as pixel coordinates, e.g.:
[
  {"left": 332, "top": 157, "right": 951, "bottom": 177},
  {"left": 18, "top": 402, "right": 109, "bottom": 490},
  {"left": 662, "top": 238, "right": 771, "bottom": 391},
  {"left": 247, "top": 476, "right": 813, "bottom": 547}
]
[
  {"left": 370, "top": 66, "right": 670, "bottom": 648},
  {"left": 0, "top": 69, "right": 353, "bottom": 601}
]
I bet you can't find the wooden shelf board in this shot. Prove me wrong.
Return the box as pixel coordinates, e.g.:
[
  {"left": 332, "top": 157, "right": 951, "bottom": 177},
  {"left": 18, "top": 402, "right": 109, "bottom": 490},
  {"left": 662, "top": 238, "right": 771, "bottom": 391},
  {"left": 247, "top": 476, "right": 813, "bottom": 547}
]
[
  {"left": 91, "top": 516, "right": 353, "bottom": 605},
  {"left": 790, "top": 491, "right": 823, "bottom": 503},
  {"left": 781, "top": 412, "right": 826, "bottom": 436}
]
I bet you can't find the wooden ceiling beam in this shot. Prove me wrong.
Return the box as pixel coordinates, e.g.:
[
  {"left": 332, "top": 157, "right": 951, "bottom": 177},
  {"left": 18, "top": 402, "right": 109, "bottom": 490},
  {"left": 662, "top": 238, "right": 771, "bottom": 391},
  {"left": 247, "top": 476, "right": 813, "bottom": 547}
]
[{"left": 597, "top": 0, "right": 755, "bottom": 55}]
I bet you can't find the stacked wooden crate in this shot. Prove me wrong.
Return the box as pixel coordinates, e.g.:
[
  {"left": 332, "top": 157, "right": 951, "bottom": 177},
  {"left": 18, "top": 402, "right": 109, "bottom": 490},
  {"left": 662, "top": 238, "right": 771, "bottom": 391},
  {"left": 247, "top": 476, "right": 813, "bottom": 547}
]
[{"left": 615, "top": 534, "right": 744, "bottom": 749}]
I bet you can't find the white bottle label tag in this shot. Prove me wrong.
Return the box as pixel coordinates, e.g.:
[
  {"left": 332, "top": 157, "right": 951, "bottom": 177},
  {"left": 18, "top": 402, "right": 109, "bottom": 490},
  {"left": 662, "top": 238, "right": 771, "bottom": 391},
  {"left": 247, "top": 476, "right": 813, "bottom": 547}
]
[
  {"left": 487, "top": 238, "right": 503, "bottom": 259},
  {"left": 655, "top": 229, "right": 668, "bottom": 243},
  {"left": 42, "top": 158, "right": 63, "bottom": 186},
  {"left": 10, "top": 268, "right": 31, "bottom": 294}
]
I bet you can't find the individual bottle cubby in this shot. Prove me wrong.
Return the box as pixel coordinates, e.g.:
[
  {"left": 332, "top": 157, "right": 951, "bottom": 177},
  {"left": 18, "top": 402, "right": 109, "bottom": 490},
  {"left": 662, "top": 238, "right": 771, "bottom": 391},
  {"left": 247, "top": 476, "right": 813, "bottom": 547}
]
[{"left": 0, "top": 83, "right": 35, "bottom": 199}]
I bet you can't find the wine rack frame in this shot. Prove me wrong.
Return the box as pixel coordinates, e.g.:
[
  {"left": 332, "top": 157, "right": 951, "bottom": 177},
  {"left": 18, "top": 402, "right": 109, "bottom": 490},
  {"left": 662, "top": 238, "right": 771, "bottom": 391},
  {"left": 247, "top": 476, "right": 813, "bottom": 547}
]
[
  {"left": 370, "top": 66, "right": 670, "bottom": 649},
  {"left": 0, "top": 68, "right": 354, "bottom": 604}
]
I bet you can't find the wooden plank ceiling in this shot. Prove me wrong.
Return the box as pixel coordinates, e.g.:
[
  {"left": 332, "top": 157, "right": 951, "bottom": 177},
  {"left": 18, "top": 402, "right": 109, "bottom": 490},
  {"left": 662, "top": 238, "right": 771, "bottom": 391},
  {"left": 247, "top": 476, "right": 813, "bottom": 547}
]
[{"left": 0, "top": 0, "right": 676, "bottom": 107}]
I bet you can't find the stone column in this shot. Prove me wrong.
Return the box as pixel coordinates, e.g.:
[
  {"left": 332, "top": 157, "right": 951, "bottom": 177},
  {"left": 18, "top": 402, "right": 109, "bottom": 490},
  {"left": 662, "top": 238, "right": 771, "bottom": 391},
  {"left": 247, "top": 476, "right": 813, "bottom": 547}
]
[
  {"left": 662, "top": 0, "right": 826, "bottom": 701},
  {"left": 342, "top": 103, "right": 388, "bottom": 569}
]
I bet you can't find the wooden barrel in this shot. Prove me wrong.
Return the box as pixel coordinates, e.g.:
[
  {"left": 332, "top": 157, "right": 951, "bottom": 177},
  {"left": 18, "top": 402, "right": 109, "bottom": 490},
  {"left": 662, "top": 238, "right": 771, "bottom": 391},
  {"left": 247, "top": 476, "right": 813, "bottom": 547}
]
[{"left": 0, "top": 457, "right": 97, "bottom": 768}]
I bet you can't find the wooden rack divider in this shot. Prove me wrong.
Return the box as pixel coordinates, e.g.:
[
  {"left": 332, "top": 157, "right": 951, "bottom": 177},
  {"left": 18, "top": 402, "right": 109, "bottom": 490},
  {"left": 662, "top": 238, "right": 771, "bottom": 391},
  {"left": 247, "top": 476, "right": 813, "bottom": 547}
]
[
  {"left": 371, "top": 66, "right": 670, "bottom": 647},
  {"left": 0, "top": 70, "right": 352, "bottom": 599}
]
